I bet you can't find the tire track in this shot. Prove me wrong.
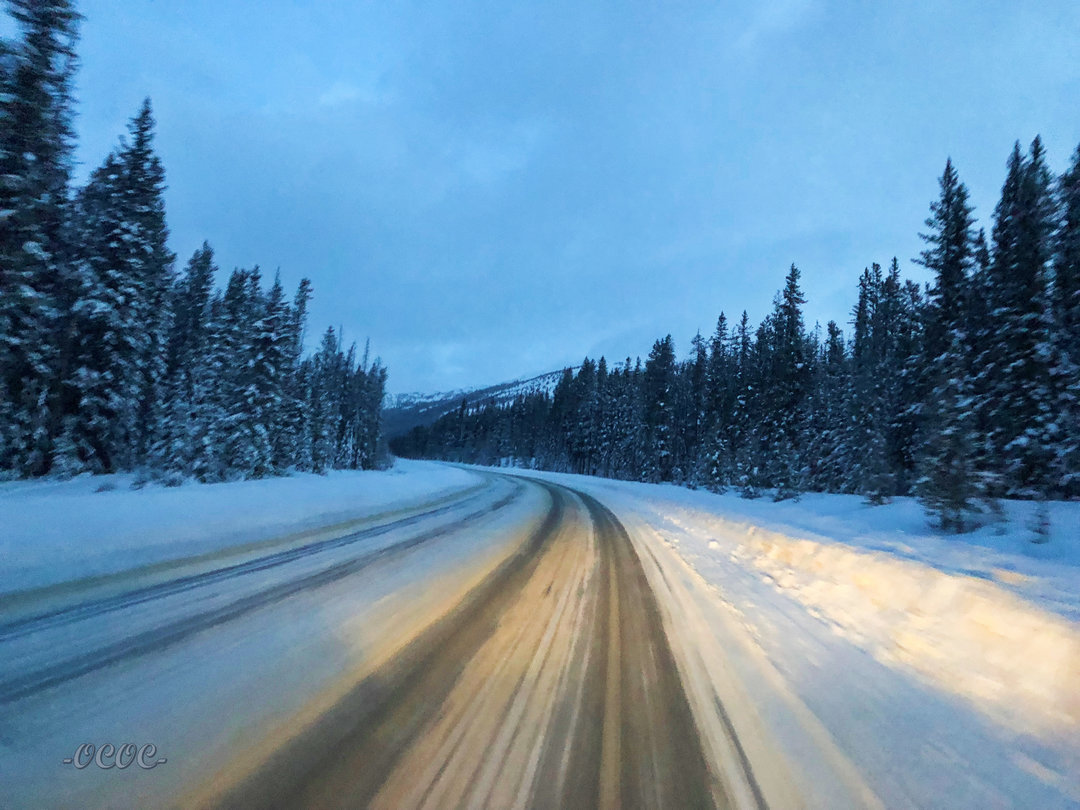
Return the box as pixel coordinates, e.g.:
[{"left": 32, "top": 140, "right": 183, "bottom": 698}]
[
  {"left": 0, "top": 481, "right": 526, "bottom": 705},
  {"left": 0, "top": 481, "right": 507, "bottom": 642},
  {"left": 211, "top": 482, "right": 568, "bottom": 810},
  {"left": 212, "top": 479, "right": 723, "bottom": 809}
]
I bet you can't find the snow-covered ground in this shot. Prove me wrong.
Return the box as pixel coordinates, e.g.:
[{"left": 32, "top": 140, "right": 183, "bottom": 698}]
[
  {"left": 0, "top": 459, "right": 479, "bottom": 598},
  {"left": 495, "top": 467, "right": 1080, "bottom": 808},
  {"left": 4, "top": 459, "right": 1078, "bottom": 806},
  {"left": 0, "top": 464, "right": 543, "bottom": 808}
]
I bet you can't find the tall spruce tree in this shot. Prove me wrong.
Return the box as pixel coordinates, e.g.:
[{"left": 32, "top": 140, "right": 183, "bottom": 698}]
[
  {"left": 983, "top": 138, "right": 1062, "bottom": 497},
  {"left": 66, "top": 152, "right": 140, "bottom": 472},
  {"left": 122, "top": 99, "right": 175, "bottom": 463},
  {"left": 1053, "top": 143, "right": 1080, "bottom": 495},
  {"left": 915, "top": 159, "right": 979, "bottom": 530},
  {"left": 642, "top": 335, "right": 677, "bottom": 482},
  {"left": 156, "top": 243, "right": 216, "bottom": 475},
  {"left": 806, "top": 319, "right": 847, "bottom": 492},
  {"left": 0, "top": 0, "right": 80, "bottom": 475},
  {"left": 767, "top": 264, "right": 810, "bottom": 500},
  {"left": 65, "top": 101, "right": 174, "bottom": 473}
]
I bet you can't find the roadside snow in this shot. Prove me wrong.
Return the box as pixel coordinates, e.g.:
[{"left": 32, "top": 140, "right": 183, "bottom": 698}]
[
  {"left": 0, "top": 459, "right": 481, "bottom": 597},
  {"left": 1, "top": 472, "right": 545, "bottom": 810},
  {"left": 495, "top": 467, "right": 1080, "bottom": 808},
  {"left": 4, "top": 456, "right": 1078, "bottom": 807}
]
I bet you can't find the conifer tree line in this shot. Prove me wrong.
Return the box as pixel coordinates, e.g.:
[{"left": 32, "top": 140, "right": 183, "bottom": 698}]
[
  {"left": 0, "top": 0, "right": 386, "bottom": 482},
  {"left": 395, "top": 138, "right": 1080, "bottom": 531}
]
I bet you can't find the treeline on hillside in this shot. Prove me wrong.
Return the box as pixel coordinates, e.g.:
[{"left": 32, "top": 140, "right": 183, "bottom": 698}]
[
  {"left": 394, "top": 138, "right": 1080, "bottom": 532},
  {"left": 0, "top": 1, "right": 385, "bottom": 482}
]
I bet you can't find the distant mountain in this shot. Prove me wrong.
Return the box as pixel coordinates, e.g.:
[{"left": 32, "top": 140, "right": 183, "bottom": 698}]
[{"left": 382, "top": 369, "right": 571, "bottom": 439}]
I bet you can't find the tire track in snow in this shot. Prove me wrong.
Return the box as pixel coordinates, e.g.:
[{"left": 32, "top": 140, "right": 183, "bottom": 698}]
[
  {"left": 0, "top": 481, "right": 525, "bottom": 704},
  {"left": 213, "top": 479, "right": 724, "bottom": 809}
]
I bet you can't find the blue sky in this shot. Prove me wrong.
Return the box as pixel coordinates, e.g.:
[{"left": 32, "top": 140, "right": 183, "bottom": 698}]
[{"left": 56, "top": 1, "right": 1080, "bottom": 393}]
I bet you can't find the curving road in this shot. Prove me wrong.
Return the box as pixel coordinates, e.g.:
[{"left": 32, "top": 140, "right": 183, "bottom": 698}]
[{"left": 1, "top": 473, "right": 738, "bottom": 809}]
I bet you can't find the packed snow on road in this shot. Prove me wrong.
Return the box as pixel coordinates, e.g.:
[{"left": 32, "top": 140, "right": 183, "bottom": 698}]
[{"left": 2, "top": 459, "right": 1078, "bottom": 807}]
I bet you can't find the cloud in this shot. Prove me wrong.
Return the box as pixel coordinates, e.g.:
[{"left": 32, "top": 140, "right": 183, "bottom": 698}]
[
  {"left": 318, "top": 79, "right": 383, "bottom": 108},
  {"left": 453, "top": 119, "right": 551, "bottom": 187},
  {"left": 735, "top": 0, "right": 818, "bottom": 52}
]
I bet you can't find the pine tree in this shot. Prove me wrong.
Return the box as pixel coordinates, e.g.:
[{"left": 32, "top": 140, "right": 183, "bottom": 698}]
[
  {"left": 248, "top": 273, "right": 290, "bottom": 476},
  {"left": 704, "top": 313, "right": 735, "bottom": 491},
  {"left": 767, "top": 265, "right": 810, "bottom": 500},
  {"left": 1054, "top": 143, "right": 1080, "bottom": 495},
  {"left": 568, "top": 357, "right": 598, "bottom": 474},
  {"left": 0, "top": 0, "right": 80, "bottom": 475},
  {"left": 642, "top": 335, "right": 677, "bottom": 482},
  {"left": 983, "top": 138, "right": 1062, "bottom": 497},
  {"left": 731, "top": 311, "right": 758, "bottom": 496},
  {"left": 0, "top": 7, "right": 387, "bottom": 483},
  {"left": 279, "top": 278, "right": 313, "bottom": 470},
  {"left": 844, "top": 261, "right": 907, "bottom": 501},
  {"left": 308, "top": 326, "right": 341, "bottom": 473},
  {"left": 67, "top": 152, "right": 141, "bottom": 471},
  {"left": 847, "top": 265, "right": 887, "bottom": 497},
  {"left": 63, "top": 100, "right": 174, "bottom": 474},
  {"left": 915, "top": 159, "right": 979, "bottom": 530},
  {"left": 121, "top": 99, "right": 175, "bottom": 464},
  {"left": 595, "top": 356, "right": 611, "bottom": 476},
  {"left": 157, "top": 242, "right": 216, "bottom": 476},
  {"left": 683, "top": 331, "right": 709, "bottom": 484},
  {"left": 807, "top": 319, "right": 847, "bottom": 491},
  {"left": 878, "top": 258, "right": 918, "bottom": 496}
]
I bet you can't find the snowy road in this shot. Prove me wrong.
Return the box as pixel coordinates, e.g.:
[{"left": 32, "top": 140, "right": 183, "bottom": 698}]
[
  {"left": 8, "top": 463, "right": 1073, "bottom": 808},
  {"left": 0, "top": 472, "right": 737, "bottom": 809}
]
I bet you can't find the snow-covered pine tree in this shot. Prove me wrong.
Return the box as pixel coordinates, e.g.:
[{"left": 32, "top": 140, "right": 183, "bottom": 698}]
[
  {"left": 248, "top": 272, "right": 291, "bottom": 476},
  {"left": 119, "top": 99, "right": 175, "bottom": 465},
  {"left": 206, "top": 268, "right": 258, "bottom": 479},
  {"left": 223, "top": 267, "right": 275, "bottom": 477},
  {"left": 769, "top": 265, "right": 810, "bottom": 500},
  {"left": 703, "top": 313, "right": 735, "bottom": 491},
  {"left": 156, "top": 242, "right": 216, "bottom": 476},
  {"left": 0, "top": 0, "right": 80, "bottom": 475},
  {"left": 1053, "top": 143, "right": 1080, "bottom": 496},
  {"left": 731, "top": 311, "right": 759, "bottom": 497},
  {"left": 359, "top": 354, "right": 387, "bottom": 469},
  {"left": 965, "top": 228, "right": 998, "bottom": 494},
  {"left": 64, "top": 101, "right": 174, "bottom": 475},
  {"left": 595, "top": 356, "right": 611, "bottom": 476},
  {"left": 277, "top": 278, "right": 313, "bottom": 471},
  {"left": 682, "top": 331, "right": 708, "bottom": 485},
  {"left": 845, "top": 260, "right": 909, "bottom": 502},
  {"left": 806, "top": 319, "right": 847, "bottom": 492},
  {"left": 846, "top": 265, "right": 889, "bottom": 498},
  {"left": 308, "top": 326, "right": 341, "bottom": 473},
  {"left": 642, "top": 335, "right": 677, "bottom": 483},
  {"left": 983, "top": 138, "right": 1063, "bottom": 497},
  {"left": 915, "top": 159, "right": 980, "bottom": 531},
  {"left": 67, "top": 152, "right": 141, "bottom": 472},
  {"left": 880, "top": 258, "right": 922, "bottom": 496}
]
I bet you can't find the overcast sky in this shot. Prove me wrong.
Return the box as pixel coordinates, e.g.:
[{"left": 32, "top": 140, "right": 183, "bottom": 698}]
[{"left": 59, "top": 1, "right": 1080, "bottom": 394}]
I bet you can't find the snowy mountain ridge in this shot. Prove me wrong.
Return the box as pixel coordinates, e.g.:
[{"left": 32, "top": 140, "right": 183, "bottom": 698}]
[{"left": 382, "top": 368, "right": 573, "bottom": 438}]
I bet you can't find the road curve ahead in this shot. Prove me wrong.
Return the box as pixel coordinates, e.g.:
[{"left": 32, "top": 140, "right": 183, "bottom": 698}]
[{"left": 215, "top": 479, "right": 726, "bottom": 809}]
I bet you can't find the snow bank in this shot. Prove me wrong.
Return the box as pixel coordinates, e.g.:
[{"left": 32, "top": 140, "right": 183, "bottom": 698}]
[
  {"left": 0, "top": 459, "right": 480, "bottom": 597},
  {"left": 681, "top": 507, "right": 1080, "bottom": 738}
]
